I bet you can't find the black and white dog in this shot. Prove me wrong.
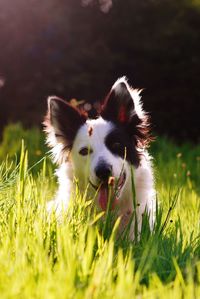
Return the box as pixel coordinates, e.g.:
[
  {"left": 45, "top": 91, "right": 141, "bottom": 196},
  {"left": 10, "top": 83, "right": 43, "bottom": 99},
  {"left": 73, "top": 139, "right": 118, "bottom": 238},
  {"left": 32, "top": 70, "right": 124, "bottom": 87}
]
[{"left": 44, "top": 77, "right": 156, "bottom": 239}]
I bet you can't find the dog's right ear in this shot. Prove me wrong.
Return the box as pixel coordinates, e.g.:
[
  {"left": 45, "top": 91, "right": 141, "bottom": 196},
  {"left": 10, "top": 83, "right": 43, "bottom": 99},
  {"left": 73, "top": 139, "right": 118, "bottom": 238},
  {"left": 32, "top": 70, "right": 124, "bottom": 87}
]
[{"left": 43, "top": 96, "right": 87, "bottom": 152}]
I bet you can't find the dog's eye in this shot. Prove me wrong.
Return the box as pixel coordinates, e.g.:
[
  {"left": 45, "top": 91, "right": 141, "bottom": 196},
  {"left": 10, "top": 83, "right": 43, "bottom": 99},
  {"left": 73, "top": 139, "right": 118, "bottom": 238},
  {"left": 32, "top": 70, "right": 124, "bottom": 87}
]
[
  {"left": 79, "top": 147, "right": 93, "bottom": 156},
  {"left": 110, "top": 142, "right": 126, "bottom": 156},
  {"left": 111, "top": 142, "right": 123, "bottom": 151}
]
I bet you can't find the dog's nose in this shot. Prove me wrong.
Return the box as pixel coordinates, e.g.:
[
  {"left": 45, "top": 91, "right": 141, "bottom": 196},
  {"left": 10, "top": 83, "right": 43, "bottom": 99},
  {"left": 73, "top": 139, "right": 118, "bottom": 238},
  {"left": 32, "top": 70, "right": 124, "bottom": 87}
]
[{"left": 95, "top": 163, "right": 112, "bottom": 182}]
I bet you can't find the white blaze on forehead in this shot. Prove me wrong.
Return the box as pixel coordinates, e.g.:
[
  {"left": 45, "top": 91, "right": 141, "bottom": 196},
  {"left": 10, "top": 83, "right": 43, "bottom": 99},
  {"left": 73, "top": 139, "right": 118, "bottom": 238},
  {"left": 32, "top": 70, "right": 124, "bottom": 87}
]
[{"left": 72, "top": 117, "right": 114, "bottom": 149}]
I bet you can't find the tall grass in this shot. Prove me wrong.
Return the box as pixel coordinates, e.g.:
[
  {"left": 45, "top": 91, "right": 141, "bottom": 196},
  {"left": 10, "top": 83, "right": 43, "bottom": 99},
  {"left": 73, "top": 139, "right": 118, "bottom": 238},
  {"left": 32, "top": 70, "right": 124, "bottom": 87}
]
[{"left": 0, "top": 124, "right": 199, "bottom": 298}]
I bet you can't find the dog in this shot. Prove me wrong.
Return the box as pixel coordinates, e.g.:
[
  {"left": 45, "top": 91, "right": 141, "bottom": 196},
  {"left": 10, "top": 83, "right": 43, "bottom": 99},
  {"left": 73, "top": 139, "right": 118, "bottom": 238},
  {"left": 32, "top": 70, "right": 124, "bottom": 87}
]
[{"left": 44, "top": 77, "right": 156, "bottom": 239}]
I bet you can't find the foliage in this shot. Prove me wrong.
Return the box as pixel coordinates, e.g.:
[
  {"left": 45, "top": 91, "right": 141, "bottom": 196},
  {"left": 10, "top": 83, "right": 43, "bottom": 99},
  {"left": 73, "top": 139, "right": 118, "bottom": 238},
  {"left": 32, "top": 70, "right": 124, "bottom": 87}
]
[
  {"left": 0, "top": 0, "right": 200, "bottom": 141},
  {"left": 0, "top": 125, "right": 199, "bottom": 297},
  {"left": 0, "top": 123, "right": 51, "bottom": 172}
]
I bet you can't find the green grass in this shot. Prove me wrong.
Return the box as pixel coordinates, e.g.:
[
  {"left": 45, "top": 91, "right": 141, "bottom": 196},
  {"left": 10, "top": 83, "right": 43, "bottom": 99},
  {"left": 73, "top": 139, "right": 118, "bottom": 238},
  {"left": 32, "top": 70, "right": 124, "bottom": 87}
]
[{"left": 0, "top": 124, "right": 200, "bottom": 298}]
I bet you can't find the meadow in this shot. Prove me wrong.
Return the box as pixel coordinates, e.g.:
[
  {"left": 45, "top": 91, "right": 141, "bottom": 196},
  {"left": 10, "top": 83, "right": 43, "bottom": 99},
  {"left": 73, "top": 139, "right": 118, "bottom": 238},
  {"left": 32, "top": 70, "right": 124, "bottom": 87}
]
[{"left": 0, "top": 123, "right": 199, "bottom": 298}]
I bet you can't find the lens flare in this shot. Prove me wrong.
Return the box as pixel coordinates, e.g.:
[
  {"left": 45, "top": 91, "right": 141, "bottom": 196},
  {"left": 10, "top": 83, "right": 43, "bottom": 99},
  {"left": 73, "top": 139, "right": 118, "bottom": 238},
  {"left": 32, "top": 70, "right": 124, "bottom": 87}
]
[{"left": 82, "top": 0, "right": 112, "bottom": 13}]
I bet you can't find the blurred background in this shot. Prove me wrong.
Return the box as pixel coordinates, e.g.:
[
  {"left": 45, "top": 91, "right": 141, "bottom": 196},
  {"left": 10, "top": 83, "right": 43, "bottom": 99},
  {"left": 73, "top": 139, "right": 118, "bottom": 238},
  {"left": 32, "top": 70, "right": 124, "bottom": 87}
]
[{"left": 0, "top": 0, "right": 199, "bottom": 142}]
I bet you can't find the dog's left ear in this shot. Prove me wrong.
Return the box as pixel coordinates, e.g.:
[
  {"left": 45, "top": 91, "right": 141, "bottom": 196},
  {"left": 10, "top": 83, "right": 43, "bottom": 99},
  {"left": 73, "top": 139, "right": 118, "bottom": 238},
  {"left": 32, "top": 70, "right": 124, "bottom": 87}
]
[
  {"left": 101, "top": 79, "right": 136, "bottom": 125},
  {"left": 101, "top": 78, "right": 151, "bottom": 147}
]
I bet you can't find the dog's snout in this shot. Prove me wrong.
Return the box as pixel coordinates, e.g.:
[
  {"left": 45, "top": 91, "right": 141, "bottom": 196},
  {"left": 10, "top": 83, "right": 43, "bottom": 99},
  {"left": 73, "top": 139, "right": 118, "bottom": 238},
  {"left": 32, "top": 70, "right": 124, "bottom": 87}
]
[{"left": 95, "top": 163, "right": 112, "bottom": 182}]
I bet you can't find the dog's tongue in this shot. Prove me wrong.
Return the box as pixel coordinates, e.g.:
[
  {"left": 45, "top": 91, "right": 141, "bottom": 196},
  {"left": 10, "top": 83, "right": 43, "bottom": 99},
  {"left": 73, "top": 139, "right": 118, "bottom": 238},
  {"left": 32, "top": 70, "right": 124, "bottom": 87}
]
[
  {"left": 98, "top": 185, "right": 117, "bottom": 211},
  {"left": 98, "top": 185, "right": 108, "bottom": 211}
]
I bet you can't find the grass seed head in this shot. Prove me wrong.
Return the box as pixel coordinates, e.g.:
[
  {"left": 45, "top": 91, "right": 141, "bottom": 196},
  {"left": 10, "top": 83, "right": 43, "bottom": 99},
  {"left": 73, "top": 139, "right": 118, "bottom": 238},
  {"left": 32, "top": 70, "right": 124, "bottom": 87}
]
[{"left": 108, "top": 176, "right": 115, "bottom": 186}]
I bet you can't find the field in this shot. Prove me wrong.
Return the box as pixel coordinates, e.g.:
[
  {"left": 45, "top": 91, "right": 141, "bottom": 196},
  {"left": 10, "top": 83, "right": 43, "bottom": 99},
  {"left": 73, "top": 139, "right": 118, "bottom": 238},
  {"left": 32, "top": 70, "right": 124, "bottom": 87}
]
[{"left": 0, "top": 123, "right": 200, "bottom": 298}]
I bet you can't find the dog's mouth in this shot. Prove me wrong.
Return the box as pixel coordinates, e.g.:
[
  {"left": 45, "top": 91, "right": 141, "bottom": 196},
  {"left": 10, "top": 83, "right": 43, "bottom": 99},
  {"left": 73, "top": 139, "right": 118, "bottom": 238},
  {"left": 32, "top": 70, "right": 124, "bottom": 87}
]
[{"left": 89, "top": 171, "right": 126, "bottom": 211}]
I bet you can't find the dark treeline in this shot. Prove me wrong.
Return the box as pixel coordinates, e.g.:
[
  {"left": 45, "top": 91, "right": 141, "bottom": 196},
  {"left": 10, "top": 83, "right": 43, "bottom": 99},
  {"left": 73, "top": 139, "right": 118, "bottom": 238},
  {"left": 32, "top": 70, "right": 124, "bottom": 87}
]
[{"left": 0, "top": 0, "right": 199, "bottom": 141}]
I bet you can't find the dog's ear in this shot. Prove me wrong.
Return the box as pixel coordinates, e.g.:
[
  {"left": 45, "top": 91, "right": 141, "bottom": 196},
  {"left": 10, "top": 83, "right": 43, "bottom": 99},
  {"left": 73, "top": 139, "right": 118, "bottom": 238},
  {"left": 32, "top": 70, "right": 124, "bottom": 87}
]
[
  {"left": 101, "top": 79, "right": 136, "bottom": 125},
  {"left": 101, "top": 78, "right": 151, "bottom": 147},
  {"left": 44, "top": 96, "right": 87, "bottom": 151}
]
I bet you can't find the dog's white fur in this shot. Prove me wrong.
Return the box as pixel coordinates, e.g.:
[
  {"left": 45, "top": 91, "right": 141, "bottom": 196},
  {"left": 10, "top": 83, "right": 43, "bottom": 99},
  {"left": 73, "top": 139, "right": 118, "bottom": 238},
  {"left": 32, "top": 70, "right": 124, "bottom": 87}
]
[{"left": 45, "top": 77, "right": 156, "bottom": 239}]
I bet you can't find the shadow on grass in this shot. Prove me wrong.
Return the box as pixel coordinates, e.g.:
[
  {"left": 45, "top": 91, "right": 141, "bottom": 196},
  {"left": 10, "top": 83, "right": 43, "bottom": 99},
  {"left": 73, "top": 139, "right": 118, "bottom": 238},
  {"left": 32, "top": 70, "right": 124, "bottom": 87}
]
[{"left": 95, "top": 197, "right": 199, "bottom": 285}]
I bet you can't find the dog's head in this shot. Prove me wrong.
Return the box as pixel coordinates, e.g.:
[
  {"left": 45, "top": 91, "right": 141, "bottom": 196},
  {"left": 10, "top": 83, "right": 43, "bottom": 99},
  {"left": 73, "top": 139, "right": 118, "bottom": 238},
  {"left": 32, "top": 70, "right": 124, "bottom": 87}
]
[{"left": 44, "top": 77, "right": 152, "bottom": 210}]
